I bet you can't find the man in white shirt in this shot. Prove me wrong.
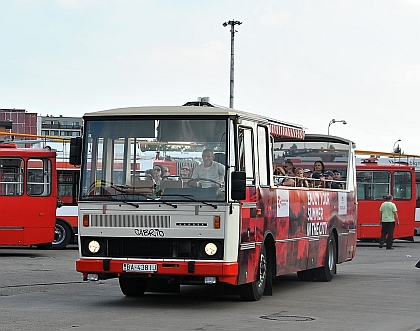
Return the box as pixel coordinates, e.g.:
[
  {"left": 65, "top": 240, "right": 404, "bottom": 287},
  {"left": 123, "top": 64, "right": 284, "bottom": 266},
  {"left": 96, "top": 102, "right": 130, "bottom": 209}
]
[{"left": 191, "top": 149, "right": 225, "bottom": 188}]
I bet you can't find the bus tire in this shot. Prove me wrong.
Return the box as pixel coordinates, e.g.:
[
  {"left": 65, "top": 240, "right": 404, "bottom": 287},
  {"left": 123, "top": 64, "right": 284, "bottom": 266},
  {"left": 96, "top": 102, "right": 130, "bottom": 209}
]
[
  {"left": 119, "top": 276, "right": 149, "bottom": 297},
  {"left": 53, "top": 219, "right": 72, "bottom": 250},
  {"left": 239, "top": 245, "right": 267, "bottom": 301},
  {"left": 316, "top": 233, "right": 337, "bottom": 282}
]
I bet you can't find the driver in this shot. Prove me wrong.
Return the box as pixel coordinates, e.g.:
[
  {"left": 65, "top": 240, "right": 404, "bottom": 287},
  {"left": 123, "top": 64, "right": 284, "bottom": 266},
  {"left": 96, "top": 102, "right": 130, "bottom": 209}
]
[{"left": 191, "top": 149, "right": 225, "bottom": 188}]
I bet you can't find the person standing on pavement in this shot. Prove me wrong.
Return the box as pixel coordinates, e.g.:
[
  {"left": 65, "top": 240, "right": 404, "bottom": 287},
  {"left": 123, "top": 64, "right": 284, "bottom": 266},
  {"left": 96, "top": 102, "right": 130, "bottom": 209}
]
[{"left": 379, "top": 195, "right": 400, "bottom": 250}]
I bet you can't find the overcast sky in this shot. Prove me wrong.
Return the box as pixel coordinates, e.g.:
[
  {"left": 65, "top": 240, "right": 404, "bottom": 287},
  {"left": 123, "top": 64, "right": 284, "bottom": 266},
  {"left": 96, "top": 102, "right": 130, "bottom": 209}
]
[{"left": 1, "top": 0, "right": 419, "bottom": 154}]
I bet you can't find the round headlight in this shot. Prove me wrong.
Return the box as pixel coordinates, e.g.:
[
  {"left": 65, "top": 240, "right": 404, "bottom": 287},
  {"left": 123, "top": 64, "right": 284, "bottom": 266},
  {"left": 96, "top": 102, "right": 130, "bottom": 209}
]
[
  {"left": 88, "top": 240, "right": 100, "bottom": 253},
  {"left": 204, "top": 242, "right": 218, "bottom": 256}
]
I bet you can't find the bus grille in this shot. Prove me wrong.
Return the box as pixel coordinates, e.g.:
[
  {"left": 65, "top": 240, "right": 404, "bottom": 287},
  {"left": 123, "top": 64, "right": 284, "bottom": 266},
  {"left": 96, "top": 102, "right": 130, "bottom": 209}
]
[
  {"left": 90, "top": 214, "right": 170, "bottom": 228},
  {"left": 80, "top": 237, "right": 224, "bottom": 260}
]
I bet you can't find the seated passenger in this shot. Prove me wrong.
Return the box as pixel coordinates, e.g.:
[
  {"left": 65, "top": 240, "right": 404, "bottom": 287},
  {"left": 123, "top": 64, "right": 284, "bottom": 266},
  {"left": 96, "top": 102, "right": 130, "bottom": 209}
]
[
  {"left": 144, "top": 169, "right": 155, "bottom": 182},
  {"left": 162, "top": 166, "right": 179, "bottom": 180},
  {"left": 332, "top": 169, "right": 345, "bottom": 189},
  {"left": 274, "top": 166, "right": 286, "bottom": 185},
  {"left": 191, "top": 149, "right": 225, "bottom": 188},
  {"left": 323, "top": 170, "right": 334, "bottom": 188},
  {"left": 180, "top": 164, "right": 192, "bottom": 180},
  {"left": 312, "top": 161, "right": 325, "bottom": 179},
  {"left": 152, "top": 164, "right": 164, "bottom": 185},
  {"left": 284, "top": 160, "right": 295, "bottom": 176},
  {"left": 311, "top": 161, "right": 325, "bottom": 188},
  {"left": 294, "top": 167, "right": 309, "bottom": 187},
  {"left": 282, "top": 177, "right": 296, "bottom": 187}
]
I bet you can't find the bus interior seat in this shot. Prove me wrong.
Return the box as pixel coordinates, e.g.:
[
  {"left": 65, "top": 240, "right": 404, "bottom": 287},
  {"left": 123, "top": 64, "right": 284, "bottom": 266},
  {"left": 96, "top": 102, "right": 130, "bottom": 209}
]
[{"left": 214, "top": 152, "right": 226, "bottom": 166}]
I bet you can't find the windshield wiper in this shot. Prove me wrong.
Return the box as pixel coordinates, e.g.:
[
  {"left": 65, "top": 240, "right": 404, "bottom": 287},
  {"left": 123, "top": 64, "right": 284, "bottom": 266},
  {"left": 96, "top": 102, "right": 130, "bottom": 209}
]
[
  {"left": 119, "top": 200, "right": 140, "bottom": 208},
  {"left": 162, "top": 194, "right": 218, "bottom": 209}
]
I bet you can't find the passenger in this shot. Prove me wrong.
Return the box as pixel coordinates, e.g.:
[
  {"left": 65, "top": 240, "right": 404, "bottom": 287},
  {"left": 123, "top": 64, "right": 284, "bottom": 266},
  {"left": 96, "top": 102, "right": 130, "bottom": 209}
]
[
  {"left": 191, "top": 149, "right": 225, "bottom": 188},
  {"left": 311, "top": 161, "right": 325, "bottom": 188},
  {"left": 303, "top": 169, "right": 312, "bottom": 178},
  {"left": 180, "top": 164, "right": 192, "bottom": 180},
  {"left": 152, "top": 164, "right": 164, "bottom": 185},
  {"left": 282, "top": 177, "right": 296, "bottom": 187},
  {"left": 294, "top": 167, "right": 309, "bottom": 188},
  {"left": 274, "top": 167, "right": 286, "bottom": 185},
  {"left": 284, "top": 160, "right": 295, "bottom": 176},
  {"left": 312, "top": 161, "right": 325, "bottom": 179},
  {"left": 162, "top": 166, "right": 178, "bottom": 180},
  {"left": 332, "top": 169, "right": 345, "bottom": 189},
  {"left": 323, "top": 170, "right": 334, "bottom": 188},
  {"left": 144, "top": 169, "right": 155, "bottom": 182}
]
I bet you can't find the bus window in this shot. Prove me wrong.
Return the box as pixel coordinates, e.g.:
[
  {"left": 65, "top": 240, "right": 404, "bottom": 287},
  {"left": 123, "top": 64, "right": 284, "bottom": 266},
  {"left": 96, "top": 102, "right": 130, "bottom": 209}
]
[
  {"left": 27, "top": 158, "right": 52, "bottom": 196},
  {"left": 238, "top": 127, "right": 255, "bottom": 185},
  {"left": 0, "top": 157, "right": 24, "bottom": 196},
  {"left": 257, "top": 126, "right": 269, "bottom": 186},
  {"left": 356, "top": 171, "right": 390, "bottom": 200},
  {"left": 394, "top": 171, "right": 412, "bottom": 200}
]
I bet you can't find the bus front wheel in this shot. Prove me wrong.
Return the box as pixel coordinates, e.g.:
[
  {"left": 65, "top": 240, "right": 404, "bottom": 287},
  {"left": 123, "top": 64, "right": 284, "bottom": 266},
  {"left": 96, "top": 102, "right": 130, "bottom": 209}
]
[
  {"left": 239, "top": 245, "right": 267, "bottom": 301},
  {"left": 119, "top": 276, "right": 149, "bottom": 297}
]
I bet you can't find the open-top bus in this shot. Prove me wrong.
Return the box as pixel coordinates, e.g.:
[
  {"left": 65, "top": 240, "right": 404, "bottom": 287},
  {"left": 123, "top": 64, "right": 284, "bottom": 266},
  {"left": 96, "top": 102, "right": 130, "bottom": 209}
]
[
  {"left": 0, "top": 142, "right": 57, "bottom": 247},
  {"left": 70, "top": 103, "right": 357, "bottom": 301}
]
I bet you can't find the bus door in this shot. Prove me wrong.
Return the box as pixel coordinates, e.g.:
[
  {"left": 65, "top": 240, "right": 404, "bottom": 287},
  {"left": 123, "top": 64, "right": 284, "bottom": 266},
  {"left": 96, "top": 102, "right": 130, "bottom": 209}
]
[{"left": 237, "top": 126, "right": 258, "bottom": 284}]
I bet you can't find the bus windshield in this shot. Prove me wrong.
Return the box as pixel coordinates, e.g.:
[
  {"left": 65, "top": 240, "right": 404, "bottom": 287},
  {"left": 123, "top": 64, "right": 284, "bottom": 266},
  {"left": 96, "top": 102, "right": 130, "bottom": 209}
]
[{"left": 80, "top": 118, "right": 227, "bottom": 202}]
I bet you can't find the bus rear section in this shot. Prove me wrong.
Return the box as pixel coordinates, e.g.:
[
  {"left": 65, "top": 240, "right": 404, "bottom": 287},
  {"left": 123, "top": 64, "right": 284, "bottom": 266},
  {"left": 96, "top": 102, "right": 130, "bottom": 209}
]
[
  {"left": 72, "top": 104, "right": 357, "bottom": 301},
  {"left": 0, "top": 143, "right": 57, "bottom": 247},
  {"left": 356, "top": 158, "right": 416, "bottom": 241}
]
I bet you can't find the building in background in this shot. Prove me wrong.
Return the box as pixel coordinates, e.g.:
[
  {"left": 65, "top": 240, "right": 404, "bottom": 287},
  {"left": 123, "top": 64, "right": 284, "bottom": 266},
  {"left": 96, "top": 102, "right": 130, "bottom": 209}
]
[
  {"left": 40, "top": 115, "right": 82, "bottom": 137},
  {"left": 0, "top": 109, "right": 37, "bottom": 136}
]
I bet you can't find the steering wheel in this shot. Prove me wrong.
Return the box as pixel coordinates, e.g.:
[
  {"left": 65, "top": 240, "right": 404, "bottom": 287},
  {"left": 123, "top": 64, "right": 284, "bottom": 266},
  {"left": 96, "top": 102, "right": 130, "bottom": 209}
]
[{"left": 186, "top": 178, "right": 221, "bottom": 188}]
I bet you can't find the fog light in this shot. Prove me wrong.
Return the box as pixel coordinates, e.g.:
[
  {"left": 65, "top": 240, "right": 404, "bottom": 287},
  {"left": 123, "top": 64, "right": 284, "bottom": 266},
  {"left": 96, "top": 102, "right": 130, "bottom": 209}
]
[
  {"left": 88, "top": 240, "right": 100, "bottom": 253},
  {"left": 87, "top": 273, "right": 99, "bottom": 281},
  {"left": 204, "top": 242, "right": 217, "bottom": 256},
  {"left": 204, "top": 277, "right": 217, "bottom": 284}
]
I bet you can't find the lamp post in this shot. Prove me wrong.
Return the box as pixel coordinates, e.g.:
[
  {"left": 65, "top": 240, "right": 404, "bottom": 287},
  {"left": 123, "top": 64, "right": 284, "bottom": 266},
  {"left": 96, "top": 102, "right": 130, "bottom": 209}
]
[
  {"left": 223, "top": 20, "right": 242, "bottom": 109},
  {"left": 328, "top": 119, "right": 347, "bottom": 135},
  {"left": 392, "top": 139, "right": 401, "bottom": 153}
]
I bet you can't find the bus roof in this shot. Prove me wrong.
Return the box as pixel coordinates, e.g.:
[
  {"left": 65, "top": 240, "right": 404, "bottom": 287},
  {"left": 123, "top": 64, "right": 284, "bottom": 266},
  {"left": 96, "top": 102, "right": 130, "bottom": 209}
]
[
  {"left": 83, "top": 105, "right": 308, "bottom": 140},
  {"left": 0, "top": 144, "right": 56, "bottom": 158}
]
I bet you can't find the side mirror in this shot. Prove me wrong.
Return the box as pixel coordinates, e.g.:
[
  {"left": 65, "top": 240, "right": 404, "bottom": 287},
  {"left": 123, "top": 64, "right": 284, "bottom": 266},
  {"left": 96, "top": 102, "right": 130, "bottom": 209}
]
[
  {"left": 69, "top": 137, "right": 82, "bottom": 166},
  {"left": 231, "top": 171, "right": 246, "bottom": 200}
]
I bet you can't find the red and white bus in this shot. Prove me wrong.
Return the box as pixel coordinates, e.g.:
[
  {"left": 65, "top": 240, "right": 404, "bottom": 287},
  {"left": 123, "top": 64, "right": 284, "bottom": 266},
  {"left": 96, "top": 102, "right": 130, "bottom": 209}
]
[
  {"left": 55, "top": 161, "right": 80, "bottom": 249},
  {"left": 70, "top": 104, "right": 357, "bottom": 301},
  {"left": 0, "top": 142, "right": 57, "bottom": 247},
  {"left": 356, "top": 157, "right": 416, "bottom": 241}
]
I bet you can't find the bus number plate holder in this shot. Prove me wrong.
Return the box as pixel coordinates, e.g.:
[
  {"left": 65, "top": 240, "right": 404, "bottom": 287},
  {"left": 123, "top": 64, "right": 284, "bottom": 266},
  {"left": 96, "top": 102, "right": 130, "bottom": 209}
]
[{"left": 122, "top": 263, "right": 157, "bottom": 273}]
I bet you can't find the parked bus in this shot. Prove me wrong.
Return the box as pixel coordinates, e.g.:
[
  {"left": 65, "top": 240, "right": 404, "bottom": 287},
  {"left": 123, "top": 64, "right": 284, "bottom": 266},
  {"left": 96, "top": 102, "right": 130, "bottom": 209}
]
[
  {"left": 0, "top": 142, "right": 57, "bottom": 247},
  {"left": 355, "top": 151, "right": 420, "bottom": 236},
  {"left": 70, "top": 103, "right": 357, "bottom": 301},
  {"left": 356, "top": 157, "right": 416, "bottom": 241},
  {"left": 55, "top": 162, "right": 79, "bottom": 249}
]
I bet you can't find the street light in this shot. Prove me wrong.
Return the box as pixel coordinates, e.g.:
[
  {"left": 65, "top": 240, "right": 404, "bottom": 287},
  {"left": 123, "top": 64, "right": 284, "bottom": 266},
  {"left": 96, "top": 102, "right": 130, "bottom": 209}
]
[
  {"left": 392, "top": 139, "right": 401, "bottom": 153},
  {"left": 222, "top": 20, "right": 242, "bottom": 108},
  {"left": 328, "top": 119, "right": 347, "bottom": 135}
]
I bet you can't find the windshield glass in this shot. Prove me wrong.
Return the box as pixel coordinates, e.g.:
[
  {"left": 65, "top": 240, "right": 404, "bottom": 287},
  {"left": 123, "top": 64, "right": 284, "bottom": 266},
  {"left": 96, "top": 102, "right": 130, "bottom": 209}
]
[{"left": 80, "top": 118, "right": 227, "bottom": 202}]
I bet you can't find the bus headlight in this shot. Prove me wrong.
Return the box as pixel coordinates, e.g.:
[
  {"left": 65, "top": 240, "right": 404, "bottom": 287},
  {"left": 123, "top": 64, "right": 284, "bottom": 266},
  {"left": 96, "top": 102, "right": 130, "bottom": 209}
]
[
  {"left": 204, "top": 242, "right": 218, "bottom": 256},
  {"left": 88, "top": 240, "right": 101, "bottom": 253}
]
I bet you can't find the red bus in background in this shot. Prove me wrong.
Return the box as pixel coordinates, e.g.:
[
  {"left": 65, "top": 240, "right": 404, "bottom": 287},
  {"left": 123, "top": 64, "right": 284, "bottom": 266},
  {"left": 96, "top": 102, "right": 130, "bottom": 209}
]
[
  {"left": 0, "top": 143, "right": 57, "bottom": 247},
  {"left": 55, "top": 162, "right": 80, "bottom": 249},
  {"left": 356, "top": 158, "right": 416, "bottom": 241}
]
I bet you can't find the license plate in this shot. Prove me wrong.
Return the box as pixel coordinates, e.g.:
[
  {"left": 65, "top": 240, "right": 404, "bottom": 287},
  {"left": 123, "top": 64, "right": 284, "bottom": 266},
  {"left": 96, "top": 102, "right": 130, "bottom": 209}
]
[{"left": 122, "top": 263, "right": 157, "bottom": 273}]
